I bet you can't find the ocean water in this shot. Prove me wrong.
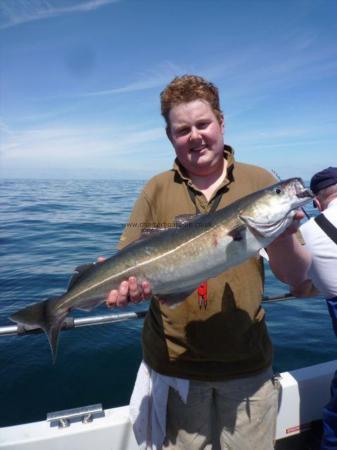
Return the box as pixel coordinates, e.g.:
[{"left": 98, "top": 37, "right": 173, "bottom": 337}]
[{"left": 0, "top": 179, "right": 335, "bottom": 428}]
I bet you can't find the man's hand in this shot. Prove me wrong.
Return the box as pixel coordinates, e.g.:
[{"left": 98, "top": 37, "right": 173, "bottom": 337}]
[
  {"left": 97, "top": 257, "right": 152, "bottom": 308},
  {"left": 276, "top": 209, "right": 305, "bottom": 240},
  {"left": 266, "top": 209, "right": 311, "bottom": 286},
  {"left": 106, "top": 277, "right": 152, "bottom": 307},
  {"left": 291, "top": 279, "right": 320, "bottom": 298}
]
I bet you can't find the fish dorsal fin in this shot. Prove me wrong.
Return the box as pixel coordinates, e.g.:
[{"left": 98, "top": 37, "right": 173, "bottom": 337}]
[
  {"left": 67, "top": 263, "right": 99, "bottom": 291},
  {"left": 121, "top": 228, "right": 168, "bottom": 251},
  {"left": 122, "top": 214, "right": 203, "bottom": 252},
  {"left": 141, "top": 227, "right": 168, "bottom": 237},
  {"left": 124, "top": 214, "right": 204, "bottom": 251},
  {"left": 140, "top": 213, "right": 203, "bottom": 235},
  {"left": 174, "top": 213, "right": 203, "bottom": 227}
]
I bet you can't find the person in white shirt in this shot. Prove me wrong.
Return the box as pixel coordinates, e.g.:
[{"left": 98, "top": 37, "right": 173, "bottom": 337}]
[{"left": 293, "top": 166, "right": 337, "bottom": 449}]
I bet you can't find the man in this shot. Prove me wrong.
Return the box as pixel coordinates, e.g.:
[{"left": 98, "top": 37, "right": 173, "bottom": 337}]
[
  {"left": 293, "top": 167, "right": 337, "bottom": 449},
  {"left": 106, "top": 75, "right": 310, "bottom": 449}
]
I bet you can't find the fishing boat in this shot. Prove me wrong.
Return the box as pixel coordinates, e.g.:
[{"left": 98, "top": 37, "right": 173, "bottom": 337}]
[
  {"left": 0, "top": 359, "right": 334, "bottom": 449},
  {"left": 0, "top": 305, "right": 334, "bottom": 450}
]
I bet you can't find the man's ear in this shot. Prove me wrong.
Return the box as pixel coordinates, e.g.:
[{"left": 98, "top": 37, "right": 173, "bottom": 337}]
[
  {"left": 313, "top": 197, "right": 322, "bottom": 211},
  {"left": 220, "top": 115, "right": 225, "bottom": 134}
]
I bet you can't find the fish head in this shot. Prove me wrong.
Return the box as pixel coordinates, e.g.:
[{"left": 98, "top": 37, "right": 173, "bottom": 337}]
[{"left": 239, "top": 178, "right": 313, "bottom": 238}]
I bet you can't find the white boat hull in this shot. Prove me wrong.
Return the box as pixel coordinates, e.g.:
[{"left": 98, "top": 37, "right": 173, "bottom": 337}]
[
  {"left": 276, "top": 359, "right": 334, "bottom": 440},
  {"left": 1, "top": 360, "right": 335, "bottom": 449}
]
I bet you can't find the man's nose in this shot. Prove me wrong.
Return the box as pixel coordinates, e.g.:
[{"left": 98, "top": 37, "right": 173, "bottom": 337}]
[{"left": 189, "top": 127, "right": 202, "bottom": 141}]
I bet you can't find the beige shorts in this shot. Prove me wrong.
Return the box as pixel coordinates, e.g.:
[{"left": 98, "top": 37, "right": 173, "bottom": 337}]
[{"left": 163, "top": 367, "right": 280, "bottom": 450}]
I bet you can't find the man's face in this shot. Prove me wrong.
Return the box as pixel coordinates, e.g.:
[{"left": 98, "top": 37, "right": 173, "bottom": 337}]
[{"left": 167, "top": 100, "right": 225, "bottom": 177}]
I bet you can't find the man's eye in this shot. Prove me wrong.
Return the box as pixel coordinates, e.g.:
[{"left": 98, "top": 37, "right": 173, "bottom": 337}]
[
  {"left": 197, "top": 122, "right": 208, "bottom": 129},
  {"left": 176, "top": 128, "right": 189, "bottom": 136}
]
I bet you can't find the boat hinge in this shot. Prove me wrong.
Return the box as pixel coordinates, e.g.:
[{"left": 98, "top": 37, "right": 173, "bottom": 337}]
[{"left": 47, "top": 403, "right": 104, "bottom": 428}]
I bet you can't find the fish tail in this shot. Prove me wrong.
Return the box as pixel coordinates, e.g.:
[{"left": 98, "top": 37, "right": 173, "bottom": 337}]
[{"left": 10, "top": 298, "right": 67, "bottom": 363}]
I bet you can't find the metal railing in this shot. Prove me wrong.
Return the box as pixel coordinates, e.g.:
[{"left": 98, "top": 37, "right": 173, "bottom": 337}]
[
  {"left": 0, "top": 310, "right": 148, "bottom": 337},
  {"left": 0, "top": 292, "right": 309, "bottom": 338}
]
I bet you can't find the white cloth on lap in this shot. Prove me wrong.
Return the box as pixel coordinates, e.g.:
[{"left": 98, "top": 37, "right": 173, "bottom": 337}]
[{"left": 129, "top": 361, "right": 189, "bottom": 450}]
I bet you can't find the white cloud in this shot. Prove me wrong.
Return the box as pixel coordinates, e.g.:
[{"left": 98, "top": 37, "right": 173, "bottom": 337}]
[
  {"left": 229, "top": 120, "right": 337, "bottom": 149},
  {"left": 205, "top": 42, "right": 337, "bottom": 104},
  {"left": 1, "top": 123, "right": 165, "bottom": 167},
  {"left": 0, "top": 0, "right": 118, "bottom": 29},
  {"left": 0, "top": 118, "right": 11, "bottom": 134},
  {"left": 78, "top": 61, "right": 187, "bottom": 97},
  {"left": 0, "top": 121, "right": 170, "bottom": 178}
]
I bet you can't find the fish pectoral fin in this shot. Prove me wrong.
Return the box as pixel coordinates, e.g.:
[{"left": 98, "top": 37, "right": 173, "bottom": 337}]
[
  {"left": 228, "top": 225, "right": 246, "bottom": 241},
  {"left": 154, "top": 290, "right": 195, "bottom": 307},
  {"left": 10, "top": 297, "right": 66, "bottom": 364}
]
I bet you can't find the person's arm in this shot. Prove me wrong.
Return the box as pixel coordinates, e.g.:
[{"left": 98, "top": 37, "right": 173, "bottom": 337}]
[{"left": 266, "top": 210, "right": 312, "bottom": 287}]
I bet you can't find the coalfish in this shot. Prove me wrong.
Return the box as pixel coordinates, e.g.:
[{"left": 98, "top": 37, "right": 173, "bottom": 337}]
[{"left": 10, "top": 178, "right": 312, "bottom": 361}]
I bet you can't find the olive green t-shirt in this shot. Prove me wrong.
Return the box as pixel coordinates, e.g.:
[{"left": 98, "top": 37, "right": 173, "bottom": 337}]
[{"left": 119, "top": 146, "right": 277, "bottom": 380}]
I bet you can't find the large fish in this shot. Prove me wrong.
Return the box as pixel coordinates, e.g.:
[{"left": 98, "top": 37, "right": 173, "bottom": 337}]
[{"left": 10, "top": 178, "right": 312, "bottom": 361}]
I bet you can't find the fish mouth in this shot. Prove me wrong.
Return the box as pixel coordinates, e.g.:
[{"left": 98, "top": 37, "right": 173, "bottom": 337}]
[{"left": 296, "top": 188, "right": 314, "bottom": 199}]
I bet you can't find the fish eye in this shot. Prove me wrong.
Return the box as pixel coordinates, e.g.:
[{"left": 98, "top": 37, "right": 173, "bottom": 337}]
[{"left": 275, "top": 188, "right": 282, "bottom": 194}]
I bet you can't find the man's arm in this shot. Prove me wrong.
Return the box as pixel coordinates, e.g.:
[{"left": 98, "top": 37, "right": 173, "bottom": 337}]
[{"left": 266, "top": 211, "right": 312, "bottom": 287}]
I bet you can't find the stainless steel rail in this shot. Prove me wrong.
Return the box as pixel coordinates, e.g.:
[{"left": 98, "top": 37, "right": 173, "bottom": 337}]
[
  {"left": 0, "top": 292, "right": 304, "bottom": 337},
  {"left": 0, "top": 310, "right": 147, "bottom": 337}
]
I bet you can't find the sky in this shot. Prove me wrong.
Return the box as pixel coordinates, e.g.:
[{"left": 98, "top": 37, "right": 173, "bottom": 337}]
[{"left": 0, "top": 0, "right": 336, "bottom": 180}]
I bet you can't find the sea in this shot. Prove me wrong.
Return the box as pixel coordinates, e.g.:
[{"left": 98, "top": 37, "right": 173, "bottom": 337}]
[{"left": 0, "top": 179, "right": 336, "bottom": 428}]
